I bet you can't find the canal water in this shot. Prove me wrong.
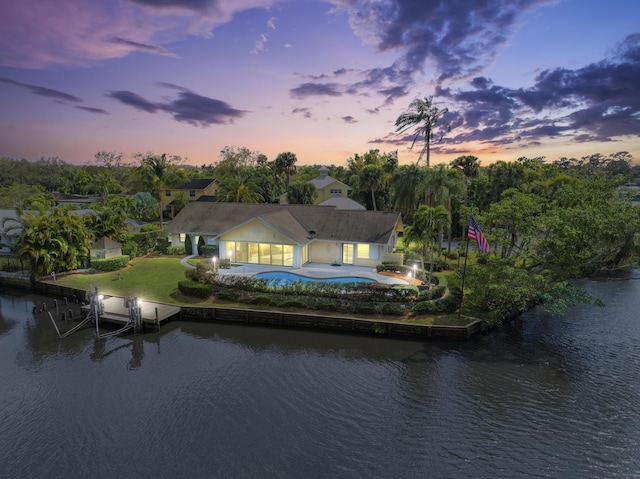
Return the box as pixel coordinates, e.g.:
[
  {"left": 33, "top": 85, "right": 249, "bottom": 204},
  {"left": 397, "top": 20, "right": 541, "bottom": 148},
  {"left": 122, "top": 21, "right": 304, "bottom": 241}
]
[{"left": 1, "top": 271, "right": 639, "bottom": 478}]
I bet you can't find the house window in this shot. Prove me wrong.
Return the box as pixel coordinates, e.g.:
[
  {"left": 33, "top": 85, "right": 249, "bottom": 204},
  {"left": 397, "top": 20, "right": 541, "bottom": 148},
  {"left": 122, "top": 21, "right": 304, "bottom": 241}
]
[
  {"left": 330, "top": 188, "right": 342, "bottom": 195},
  {"left": 165, "top": 190, "right": 172, "bottom": 197},
  {"left": 179, "top": 234, "right": 186, "bottom": 242},
  {"left": 357, "top": 243, "right": 370, "bottom": 259},
  {"left": 226, "top": 241, "right": 293, "bottom": 266},
  {"left": 189, "top": 190, "right": 196, "bottom": 198}
]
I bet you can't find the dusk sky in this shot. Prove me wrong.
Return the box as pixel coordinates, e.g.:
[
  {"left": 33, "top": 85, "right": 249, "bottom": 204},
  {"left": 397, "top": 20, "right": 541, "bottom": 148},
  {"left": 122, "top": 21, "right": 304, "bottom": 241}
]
[{"left": 1, "top": 0, "right": 639, "bottom": 167}]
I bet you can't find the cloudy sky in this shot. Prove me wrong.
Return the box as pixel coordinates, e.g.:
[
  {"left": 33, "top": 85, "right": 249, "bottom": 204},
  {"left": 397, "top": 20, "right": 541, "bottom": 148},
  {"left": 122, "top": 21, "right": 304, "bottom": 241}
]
[{"left": 1, "top": 0, "right": 639, "bottom": 167}]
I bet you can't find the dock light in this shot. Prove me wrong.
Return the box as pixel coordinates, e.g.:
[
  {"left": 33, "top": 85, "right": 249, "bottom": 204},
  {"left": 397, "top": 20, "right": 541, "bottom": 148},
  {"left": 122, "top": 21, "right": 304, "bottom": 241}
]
[
  {"left": 98, "top": 294, "right": 104, "bottom": 301},
  {"left": 213, "top": 256, "right": 217, "bottom": 272}
]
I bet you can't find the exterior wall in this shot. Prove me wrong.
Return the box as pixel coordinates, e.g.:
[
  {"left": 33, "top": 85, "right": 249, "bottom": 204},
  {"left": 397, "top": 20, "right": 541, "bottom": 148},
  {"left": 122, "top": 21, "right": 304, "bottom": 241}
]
[
  {"left": 310, "top": 241, "right": 341, "bottom": 264},
  {"left": 315, "top": 182, "right": 347, "bottom": 204},
  {"left": 91, "top": 247, "right": 122, "bottom": 260}
]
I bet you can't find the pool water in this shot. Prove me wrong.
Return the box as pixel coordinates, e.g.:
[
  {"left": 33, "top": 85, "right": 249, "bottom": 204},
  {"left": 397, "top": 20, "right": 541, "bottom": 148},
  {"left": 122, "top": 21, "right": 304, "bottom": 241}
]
[{"left": 254, "top": 271, "right": 375, "bottom": 285}]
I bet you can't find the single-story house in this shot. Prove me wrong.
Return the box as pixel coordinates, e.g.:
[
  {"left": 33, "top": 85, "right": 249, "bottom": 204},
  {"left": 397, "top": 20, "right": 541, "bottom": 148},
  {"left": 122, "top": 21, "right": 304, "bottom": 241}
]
[
  {"left": 165, "top": 202, "right": 403, "bottom": 268},
  {"left": 90, "top": 237, "right": 123, "bottom": 260}
]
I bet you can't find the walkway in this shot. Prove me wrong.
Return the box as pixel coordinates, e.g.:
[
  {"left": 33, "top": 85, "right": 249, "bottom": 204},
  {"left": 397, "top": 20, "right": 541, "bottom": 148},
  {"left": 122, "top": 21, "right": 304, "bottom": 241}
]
[{"left": 180, "top": 255, "right": 407, "bottom": 285}]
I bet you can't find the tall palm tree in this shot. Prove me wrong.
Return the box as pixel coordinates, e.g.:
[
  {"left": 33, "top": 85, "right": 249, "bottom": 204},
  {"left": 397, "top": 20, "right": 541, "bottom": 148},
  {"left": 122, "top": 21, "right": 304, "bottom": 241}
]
[
  {"left": 359, "top": 164, "right": 385, "bottom": 211},
  {"left": 395, "top": 96, "right": 450, "bottom": 167},
  {"left": 138, "top": 153, "right": 170, "bottom": 228},
  {"left": 404, "top": 205, "right": 450, "bottom": 284},
  {"left": 392, "top": 164, "right": 426, "bottom": 222}
]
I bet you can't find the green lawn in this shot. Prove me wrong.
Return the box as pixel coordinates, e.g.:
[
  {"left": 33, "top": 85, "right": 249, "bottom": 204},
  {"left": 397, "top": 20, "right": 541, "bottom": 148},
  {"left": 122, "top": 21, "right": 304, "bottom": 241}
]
[{"left": 55, "top": 256, "right": 196, "bottom": 304}]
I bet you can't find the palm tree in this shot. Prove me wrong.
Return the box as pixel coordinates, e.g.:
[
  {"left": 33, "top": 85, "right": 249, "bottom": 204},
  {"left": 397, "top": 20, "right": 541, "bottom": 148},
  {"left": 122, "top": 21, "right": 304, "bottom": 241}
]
[
  {"left": 395, "top": 96, "right": 450, "bottom": 167},
  {"left": 219, "top": 173, "right": 264, "bottom": 203},
  {"left": 137, "top": 153, "right": 170, "bottom": 228},
  {"left": 273, "top": 152, "right": 298, "bottom": 189},
  {"left": 359, "top": 164, "right": 385, "bottom": 211},
  {"left": 392, "top": 164, "right": 426, "bottom": 222},
  {"left": 404, "top": 205, "right": 450, "bottom": 284}
]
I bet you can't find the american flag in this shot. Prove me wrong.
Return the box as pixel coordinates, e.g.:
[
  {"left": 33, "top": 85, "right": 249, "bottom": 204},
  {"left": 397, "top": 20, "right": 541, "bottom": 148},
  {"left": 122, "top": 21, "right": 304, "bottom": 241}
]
[{"left": 468, "top": 214, "right": 490, "bottom": 253}]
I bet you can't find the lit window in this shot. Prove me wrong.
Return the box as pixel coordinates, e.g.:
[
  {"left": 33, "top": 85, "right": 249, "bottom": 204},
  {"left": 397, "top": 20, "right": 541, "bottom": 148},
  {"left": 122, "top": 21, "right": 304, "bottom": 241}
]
[{"left": 357, "top": 244, "right": 370, "bottom": 259}]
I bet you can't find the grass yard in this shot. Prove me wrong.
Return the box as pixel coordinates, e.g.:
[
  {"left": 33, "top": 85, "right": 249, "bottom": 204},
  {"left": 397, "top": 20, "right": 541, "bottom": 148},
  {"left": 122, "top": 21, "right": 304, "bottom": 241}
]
[{"left": 55, "top": 256, "right": 195, "bottom": 304}]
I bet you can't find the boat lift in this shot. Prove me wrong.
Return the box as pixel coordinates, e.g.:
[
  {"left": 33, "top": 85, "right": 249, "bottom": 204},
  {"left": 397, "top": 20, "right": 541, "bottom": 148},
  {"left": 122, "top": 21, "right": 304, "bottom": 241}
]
[{"left": 48, "top": 289, "right": 140, "bottom": 339}]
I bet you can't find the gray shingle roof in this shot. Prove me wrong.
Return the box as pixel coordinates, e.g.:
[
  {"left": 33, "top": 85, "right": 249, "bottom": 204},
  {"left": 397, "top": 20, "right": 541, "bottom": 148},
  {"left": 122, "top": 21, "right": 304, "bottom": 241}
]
[
  {"left": 175, "top": 178, "right": 216, "bottom": 190},
  {"left": 165, "top": 203, "right": 401, "bottom": 245}
]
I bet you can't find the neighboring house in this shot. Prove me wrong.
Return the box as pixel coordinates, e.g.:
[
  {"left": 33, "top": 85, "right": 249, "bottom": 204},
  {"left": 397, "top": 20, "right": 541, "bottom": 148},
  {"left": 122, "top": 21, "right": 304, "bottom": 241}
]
[
  {"left": 126, "top": 219, "right": 150, "bottom": 233},
  {"left": 90, "top": 237, "right": 123, "bottom": 260},
  {"left": 279, "top": 166, "right": 353, "bottom": 205},
  {"left": 165, "top": 202, "right": 403, "bottom": 268},
  {"left": 164, "top": 178, "right": 217, "bottom": 218}
]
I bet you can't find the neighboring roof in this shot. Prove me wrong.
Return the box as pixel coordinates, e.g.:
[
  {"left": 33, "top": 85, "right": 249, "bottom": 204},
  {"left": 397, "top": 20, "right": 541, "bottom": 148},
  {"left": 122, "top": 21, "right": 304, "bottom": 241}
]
[
  {"left": 318, "top": 196, "right": 366, "bottom": 210},
  {"left": 54, "top": 193, "right": 103, "bottom": 204},
  {"left": 175, "top": 178, "right": 216, "bottom": 190},
  {"left": 165, "top": 203, "right": 402, "bottom": 245},
  {"left": 308, "top": 167, "right": 351, "bottom": 191},
  {"left": 91, "top": 237, "right": 122, "bottom": 249}
]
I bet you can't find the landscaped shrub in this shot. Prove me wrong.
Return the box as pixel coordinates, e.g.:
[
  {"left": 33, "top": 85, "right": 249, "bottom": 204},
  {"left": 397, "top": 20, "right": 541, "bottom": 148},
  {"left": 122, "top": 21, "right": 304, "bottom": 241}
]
[
  {"left": 156, "top": 236, "right": 170, "bottom": 254},
  {"left": 178, "top": 280, "right": 213, "bottom": 298},
  {"left": 167, "top": 246, "right": 186, "bottom": 255},
  {"left": 411, "top": 300, "right": 442, "bottom": 315},
  {"left": 431, "top": 285, "right": 447, "bottom": 300},
  {"left": 313, "top": 300, "right": 340, "bottom": 311},
  {"left": 185, "top": 235, "right": 193, "bottom": 255},
  {"left": 381, "top": 303, "right": 404, "bottom": 316},
  {"left": 350, "top": 302, "right": 377, "bottom": 314},
  {"left": 440, "top": 293, "right": 461, "bottom": 313},
  {"left": 277, "top": 298, "right": 307, "bottom": 309},
  {"left": 243, "top": 294, "right": 275, "bottom": 305},
  {"left": 216, "top": 289, "right": 238, "bottom": 302},
  {"left": 91, "top": 255, "right": 130, "bottom": 272},
  {"left": 199, "top": 245, "right": 219, "bottom": 258},
  {"left": 122, "top": 240, "right": 140, "bottom": 258}
]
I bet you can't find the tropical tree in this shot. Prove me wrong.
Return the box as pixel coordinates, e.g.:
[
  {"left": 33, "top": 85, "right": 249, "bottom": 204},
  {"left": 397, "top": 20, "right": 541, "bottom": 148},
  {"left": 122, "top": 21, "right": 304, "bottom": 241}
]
[
  {"left": 392, "top": 164, "right": 426, "bottom": 222},
  {"left": 287, "top": 181, "right": 317, "bottom": 204},
  {"left": 135, "top": 152, "right": 184, "bottom": 228},
  {"left": 403, "top": 205, "right": 450, "bottom": 284},
  {"left": 394, "top": 96, "right": 451, "bottom": 167},
  {"left": 273, "top": 152, "right": 298, "bottom": 189},
  {"left": 359, "top": 164, "right": 385, "bottom": 211},
  {"left": 13, "top": 208, "right": 91, "bottom": 278},
  {"left": 218, "top": 173, "right": 264, "bottom": 203}
]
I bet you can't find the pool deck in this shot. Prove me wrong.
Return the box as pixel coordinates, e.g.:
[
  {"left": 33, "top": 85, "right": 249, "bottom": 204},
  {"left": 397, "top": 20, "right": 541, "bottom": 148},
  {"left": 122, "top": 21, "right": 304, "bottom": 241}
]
[{"left": 182, "top": 256, "right": 409, "bottom": 285}]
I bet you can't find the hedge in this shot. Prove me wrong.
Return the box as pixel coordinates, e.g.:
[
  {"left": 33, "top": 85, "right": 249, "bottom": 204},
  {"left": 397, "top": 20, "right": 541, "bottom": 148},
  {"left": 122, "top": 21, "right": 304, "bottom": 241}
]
[
  {"left": 178, "top": 280, "right": 213, "bottom": 299},
  {"left": 91, "top": 255, "right": 130, "bottom": 272}
]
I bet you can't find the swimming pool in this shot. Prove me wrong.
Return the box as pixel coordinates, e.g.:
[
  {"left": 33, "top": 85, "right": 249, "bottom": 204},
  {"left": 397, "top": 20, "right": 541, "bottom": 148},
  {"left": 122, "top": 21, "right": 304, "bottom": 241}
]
[{"left": 254, "top": 271, "right": 375, "bottom": 285}]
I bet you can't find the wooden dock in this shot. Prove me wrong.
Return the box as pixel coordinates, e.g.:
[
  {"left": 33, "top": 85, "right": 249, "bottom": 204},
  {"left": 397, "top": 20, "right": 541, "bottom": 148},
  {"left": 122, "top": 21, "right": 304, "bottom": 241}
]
[{"left": 84, "top": 296, "right": 180, "bottom": 330}]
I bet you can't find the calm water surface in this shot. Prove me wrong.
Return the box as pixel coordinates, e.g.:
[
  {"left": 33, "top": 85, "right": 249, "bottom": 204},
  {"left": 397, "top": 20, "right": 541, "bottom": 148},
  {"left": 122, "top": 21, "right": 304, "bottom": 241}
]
[{"left": 1, "top": 272, "right": 639, "bottom": 478}]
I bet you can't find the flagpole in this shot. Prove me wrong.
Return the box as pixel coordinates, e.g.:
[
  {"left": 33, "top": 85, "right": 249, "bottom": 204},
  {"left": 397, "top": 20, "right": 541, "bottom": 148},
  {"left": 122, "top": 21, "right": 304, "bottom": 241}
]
[{"left": 457, "top": 213, "right": 472, "bottom": 321}]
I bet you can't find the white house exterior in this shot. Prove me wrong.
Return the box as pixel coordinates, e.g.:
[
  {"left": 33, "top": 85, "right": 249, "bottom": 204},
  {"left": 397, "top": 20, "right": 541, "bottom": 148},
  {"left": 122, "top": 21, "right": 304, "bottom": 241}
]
[{"left": 165, "top": 202, "right": 403, "bottom": 268}]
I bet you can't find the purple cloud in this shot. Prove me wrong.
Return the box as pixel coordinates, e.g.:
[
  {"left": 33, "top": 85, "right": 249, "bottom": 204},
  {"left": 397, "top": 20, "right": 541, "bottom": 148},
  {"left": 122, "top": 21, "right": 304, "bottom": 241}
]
[
  {"left": 106, "top": 85, "right": 246, "bottom": 126},
  {"left": 290, "top": 82, "right": 343, "bottom": 99},
  {"left": 440, "top": 34, "right": 640, "bottom": 147},
  {"left": 0, "top": 77, "right": 82, "bottom": 102}
]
